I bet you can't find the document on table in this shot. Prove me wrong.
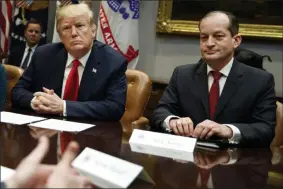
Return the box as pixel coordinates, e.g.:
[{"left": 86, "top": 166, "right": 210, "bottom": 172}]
[
  {"left": 28, "top": 119, "right": 95, "bottom": 132},
  {"left": 0, "top": 166, "right": 15, "bottom": 181},
  {"left": 0, "top": 111, "right": 46, "bottom": 125}
]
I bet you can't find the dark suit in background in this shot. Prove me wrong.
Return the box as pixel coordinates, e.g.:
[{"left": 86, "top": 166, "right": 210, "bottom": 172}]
[
  {"left": 11, "top": 40, "right": 127, "bottom": 121},
  {"left": 0, "top": 64, "right": 6, "bottom": 111},
  {"left": 151, "top": 60, "right": 276, "bottom": 147},
  {"left": 7, "top": 43, "right": 26, "bottom": 67}
]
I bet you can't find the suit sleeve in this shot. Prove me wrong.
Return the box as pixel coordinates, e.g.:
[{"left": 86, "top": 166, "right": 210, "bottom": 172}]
[
  {"left": 11, "top": 52, "right": 37, "bottom": 111},
  {"left": 65, "top": 60, "right": 127, "bottom": 121},
  {"left": 150, "top": 67, "right": 182, "bottom": 131},
  {"left": 7, "top": 51, "right": 16, "bottom": 66},
  {"left": 0, "top": 65, "right": 6, "bottom": 111},
  {"left": 232, "top": 73, "right": 276, "bottom": 147}
]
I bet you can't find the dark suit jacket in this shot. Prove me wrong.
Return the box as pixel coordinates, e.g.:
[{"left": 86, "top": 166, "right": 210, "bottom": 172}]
[
  {"left": 11, "top": 40, "right": 127, "bottom": 121},
  {"left": 151, "top": 60, "right": 276, "bottom": 147},
  {"left": 0, "top": 64, "right": 6, "bottom": 111},
  {"left": 7, "top": 43, "right": 26, "bottom": 67}
]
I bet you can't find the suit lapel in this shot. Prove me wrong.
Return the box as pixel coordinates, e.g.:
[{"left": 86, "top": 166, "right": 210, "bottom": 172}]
[
  {"left": 214, "top": 60, "right": 244, "bottom": 120},
  {"left": 191, "top": 63, "right": 210, "bottom": 118},
  {"left": 78, "top": 41, "right": 102, "bottom": 101},
  {"left": 50, "top": 47, "right": 67, "bottom": 97}
]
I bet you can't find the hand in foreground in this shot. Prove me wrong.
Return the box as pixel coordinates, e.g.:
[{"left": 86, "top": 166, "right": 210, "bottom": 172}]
[
  {"left": 33, "top": 87, "right": 64, "bottom": 115},
  {"left": 5, "top": 136, "right": 93, "bottom": 188},
  {"left": 192, "top": 120, "right": 232, "bottom": 139},
  {"left": 46, "top": 141, "right": 93, "bottom": 188},
  {"left": 5, "top": 136, "right": 54, "bottom": 188},
  {"left": 169, "top": 117, "right": 194, "bottom": 136}
]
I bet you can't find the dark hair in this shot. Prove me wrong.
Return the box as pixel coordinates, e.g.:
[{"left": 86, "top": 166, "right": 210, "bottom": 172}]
[
  {"left": 199, "top": 11, "right": 239, "bottom": 36},
  {"left": 24, "top": 18, "right": 42, "bottom": 31}
]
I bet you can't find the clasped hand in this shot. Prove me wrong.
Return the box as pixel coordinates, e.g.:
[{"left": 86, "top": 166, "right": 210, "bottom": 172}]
[
  {"left": 194, "top": 150, "right": 230, "bottom": 169},
  {"left": 169, "top": 118, "right": 233, "bottom": 139},
  {"left": 31, "top": 87, "right": 64, "bottom": 114}
]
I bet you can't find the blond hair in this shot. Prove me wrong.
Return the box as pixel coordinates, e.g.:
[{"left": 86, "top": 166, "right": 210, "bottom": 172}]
[{"left": 56, "top": 3, "right": 94, "bottom": 32}]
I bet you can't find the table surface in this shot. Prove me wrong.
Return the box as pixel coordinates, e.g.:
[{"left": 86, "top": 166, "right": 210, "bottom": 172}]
[{"left": 1, "top": 116, "right": 283, "bottom": 189}]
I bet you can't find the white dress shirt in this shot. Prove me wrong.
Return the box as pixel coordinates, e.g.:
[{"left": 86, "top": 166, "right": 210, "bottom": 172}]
[
  {"left": 30, "top": 49, "right": 91, "bottom": 115},
  {"left": 20, "top": 44, "right": 38, "bottom": 68},
  {"left": 163, "top": 57, "right": 242, "bottom": 144},
  {"left": 62, "top": 50, "right": 91, "bottom": 116}
]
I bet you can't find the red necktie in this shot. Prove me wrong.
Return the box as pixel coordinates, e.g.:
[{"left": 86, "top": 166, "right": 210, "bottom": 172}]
[
  {"left": 199, "top": 168, "right": 210, "bottom": 187},
  {"left": 209, "top": 71, "right": 222, "bottom": 119},
  {"left": 60, "top": 59, "right": 80, "bottom": 154}
]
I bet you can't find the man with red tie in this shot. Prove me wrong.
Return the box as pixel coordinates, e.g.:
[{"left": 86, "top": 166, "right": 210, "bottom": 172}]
[
  {"left": 11, "top": 3, "right": 127, "bottom": 121},
  {"left": 151, "top": 11, "right": 276, "bottom": 147}
]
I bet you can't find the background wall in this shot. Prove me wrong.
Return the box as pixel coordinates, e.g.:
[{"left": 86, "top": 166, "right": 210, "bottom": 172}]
[{"left": 47, "top": 1, "right": 283, "bottom": 97}]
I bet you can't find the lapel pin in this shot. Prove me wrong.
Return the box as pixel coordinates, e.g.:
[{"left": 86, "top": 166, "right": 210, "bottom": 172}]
[{"left": 92, "top": 68, "right": 97, "bottom": 73}]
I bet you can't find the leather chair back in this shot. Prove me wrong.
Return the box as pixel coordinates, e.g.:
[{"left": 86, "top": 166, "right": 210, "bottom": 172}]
[
  {"left": 121, "top": 69, "right": 152, "bottom": 123},
  {"left": 2, "top": 64, "right": 24, "bottom": 110},
  {"left": 271, "top": 101, "right": 283, "bottom": 148}
]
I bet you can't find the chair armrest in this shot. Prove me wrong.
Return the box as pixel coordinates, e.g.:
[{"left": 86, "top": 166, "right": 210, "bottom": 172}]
[{"left": 132, "top": 117, "right": 149, "bottom": 130}]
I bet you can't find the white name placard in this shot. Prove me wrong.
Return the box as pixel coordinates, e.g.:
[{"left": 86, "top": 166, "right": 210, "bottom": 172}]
[
  {"left": 72, "top": 147, "right": 154, "bottom": 188},
  {"left": 129, "top": 129, "right": 196, "bottom": 160},
  {"left": 130, "top": 142, "right": 194, "bottom": 162}
]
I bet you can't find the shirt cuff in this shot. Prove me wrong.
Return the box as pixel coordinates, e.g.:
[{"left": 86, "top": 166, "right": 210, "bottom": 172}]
[
  {"left": 224, "top": 124, "right": 241, "bottom": 144},
  {"left": 63, "top": 100, "right": 67, "bottom": 117},
  {"left": 163, "top": 115, "right": 180, "bottom": 132},
  {"left": 222, "top": 148, "right": 238, "bottom": 165}
]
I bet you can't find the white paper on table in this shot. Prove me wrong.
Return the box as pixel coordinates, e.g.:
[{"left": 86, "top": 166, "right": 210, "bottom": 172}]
[
  {"left": 28, "top": 119, "right": 95, "bottom": 132},
  {"left": 0, "top": 111, "right": 46, "bottom": 125},
  {"left": 0, "top": 166, "right": 15, "bottom": 181}
]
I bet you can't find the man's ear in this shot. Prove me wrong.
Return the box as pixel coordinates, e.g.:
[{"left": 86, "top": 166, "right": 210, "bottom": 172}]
[{"left": 233, "top": 34, "right": 242, "bottom": 49}]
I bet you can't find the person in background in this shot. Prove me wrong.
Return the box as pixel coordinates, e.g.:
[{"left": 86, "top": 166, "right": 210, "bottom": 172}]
[
  {"left": 11, "top": 3, "right": 127, "bottom": 120},
  {"left": 0, "top": 64, "right": 6, "bottom": 111},
  {"left": 8, "top": 19, "right": 42, "bottom": 69},
  {"left": 151, "top": 11, "right": 276, "bottom": 147},
  {"left": 1, "top": 136, "right": 93, "bottom": 188}
]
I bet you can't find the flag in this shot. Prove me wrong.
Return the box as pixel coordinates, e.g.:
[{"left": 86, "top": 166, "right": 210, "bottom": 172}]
[
  {"left": 52, "top": 0, "right": 80, "bottom": 43},
  {"left": 96, "top": 0, "right": 139, "bottom": 69},
  {"left": 10, "top": 0, "right": 49, "bottom": 50},
  {"left": 0, "top": 0, "right": 14, "bottom": 56}
]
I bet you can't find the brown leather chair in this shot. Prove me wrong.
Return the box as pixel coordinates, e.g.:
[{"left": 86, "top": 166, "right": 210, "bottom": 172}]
[
  {"left": 2, "top": 64, "right": 24, "bottom": 111},
  {"left": 121, "top": 69, "right": 152, "bottom": 133},
  {"left": 271, "top": 101, "right": 283, "bottom": 148}
]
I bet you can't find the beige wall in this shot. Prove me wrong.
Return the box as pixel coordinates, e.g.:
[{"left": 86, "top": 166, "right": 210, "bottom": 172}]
[{"left": 48, "top": 1, "right": 283, "bottom": 97}]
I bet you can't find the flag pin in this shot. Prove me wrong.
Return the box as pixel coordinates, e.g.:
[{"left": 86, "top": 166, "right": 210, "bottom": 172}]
[{"left": 92, "top": 68, "right": 97, "bottom": 73}]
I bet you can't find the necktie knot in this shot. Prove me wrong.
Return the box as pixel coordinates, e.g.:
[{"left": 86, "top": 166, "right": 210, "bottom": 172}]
[
  {"left": 211, "top": 71, "right": 222, "bottom": 81},
  {"left": 28, "top": 48, "right": 32, "bottom": 52},
  {"left": 72, "top": 59, "right": 80, "bottom": 68}
]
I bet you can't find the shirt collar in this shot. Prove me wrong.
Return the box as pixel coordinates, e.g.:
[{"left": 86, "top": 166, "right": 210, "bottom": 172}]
[
  {"left": 66, "top": 49, "right": 91, "bottom": 68},
  {"left": 206, "top": 57, "right": 234, "bottom": 77},
  {"left": 25, "top": 43, "right": 38, "bottom": 52}
]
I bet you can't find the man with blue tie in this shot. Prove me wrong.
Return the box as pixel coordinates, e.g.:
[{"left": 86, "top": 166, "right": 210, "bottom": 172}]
[
  {"left": 11, "top": 3, "right": 127, "bottom": 121},
  {"left": 151, "top": 11, "right": 276, "bottom": 147},
  {"left": 8, "top": 19, "right": 42, "bottom": 69}
]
